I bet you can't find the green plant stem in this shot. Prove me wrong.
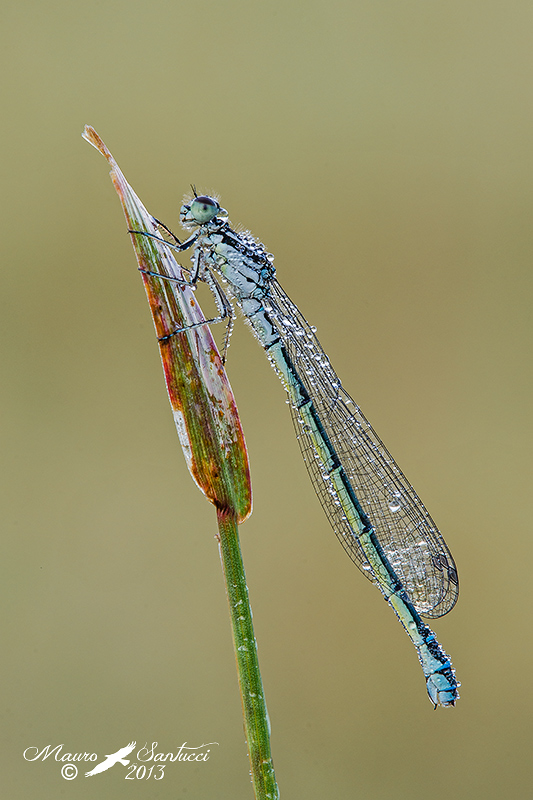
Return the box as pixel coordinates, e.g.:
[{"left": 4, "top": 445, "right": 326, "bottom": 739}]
[{"left": 216, "top": 509, "right": 279, "bottom": 800}]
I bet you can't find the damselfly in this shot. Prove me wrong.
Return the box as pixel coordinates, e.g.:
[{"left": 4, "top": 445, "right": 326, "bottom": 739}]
[{"left": 131, "top": 192, "right": 459, "bottom": 707}]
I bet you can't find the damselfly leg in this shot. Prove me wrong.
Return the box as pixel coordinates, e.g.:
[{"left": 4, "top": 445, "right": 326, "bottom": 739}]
[{"left": 130, "top": 227, "right": 235, "bottom": 360}]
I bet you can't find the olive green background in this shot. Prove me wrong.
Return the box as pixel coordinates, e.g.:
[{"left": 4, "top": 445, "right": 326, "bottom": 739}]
[{"left": 1, "top": 1, "right": 531, "bottom": 798}]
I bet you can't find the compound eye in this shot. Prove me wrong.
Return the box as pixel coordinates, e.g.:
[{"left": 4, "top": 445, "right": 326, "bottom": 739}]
[{"left": 190, "top": 195, "right": 220, "bottom": 223}]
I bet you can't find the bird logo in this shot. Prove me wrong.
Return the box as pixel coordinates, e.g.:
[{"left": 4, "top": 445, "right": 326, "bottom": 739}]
[{"left": 85, "top": 741, "right": 137, "bottom": 777}]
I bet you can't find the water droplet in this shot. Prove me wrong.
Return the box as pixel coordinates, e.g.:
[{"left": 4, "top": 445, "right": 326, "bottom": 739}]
[{"left": 389, "top": 499, "right": 402, "bottom": 512}]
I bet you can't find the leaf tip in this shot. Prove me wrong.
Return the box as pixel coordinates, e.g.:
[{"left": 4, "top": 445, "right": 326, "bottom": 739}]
[{"left": 82, "top": 125, "right": 114, "bottom": 164}]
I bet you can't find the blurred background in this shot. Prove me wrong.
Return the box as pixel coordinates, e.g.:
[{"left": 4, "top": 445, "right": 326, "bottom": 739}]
[{"left": 1, "top": 1, "right": 531, "bottom": 798}]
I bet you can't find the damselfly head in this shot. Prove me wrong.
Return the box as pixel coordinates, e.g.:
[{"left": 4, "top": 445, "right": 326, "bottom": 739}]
[{"left": 180, "top": 195, "right": 228, "bottom": 227}]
